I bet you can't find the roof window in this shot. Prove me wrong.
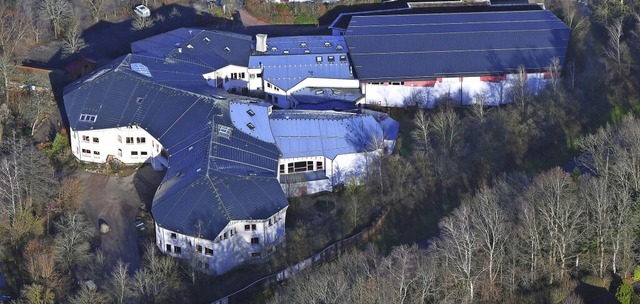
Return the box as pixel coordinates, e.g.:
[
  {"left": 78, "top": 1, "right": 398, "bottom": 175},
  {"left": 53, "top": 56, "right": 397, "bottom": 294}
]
[
  {"left": 247, "top": 109, "right": 255, "bottom": 116},
  {"left": 283, "top": 50, "right": 289, "bottom": 54},
  {"left": 300, "top": 42, "right": 307, "bottom": 48},
  {"left": 324, "top": 42, "right": 331, "bottom": 47},
  {"left": 203, "top": 37, "right": 210, "bottom": 42},
  {"left": 246, "top": 122, "right": 255, "bottom": 130},
  {"left": 186, "top": 44, "right": 193, "bottom": 49},
  {"left": 131, "top": 63, "right": 152, "bottom": 77},
  {"left": 271, "top": 46, "right": 277, "bottom": 52},
  {"left": 316, "top": 56, "right": 322, "bottom": 63},
  {"left": 304, "top": 49, "right": 310, "bottom": 54},
  {"left": 79, "top": 114, "right": 97, "bottom": 123}
]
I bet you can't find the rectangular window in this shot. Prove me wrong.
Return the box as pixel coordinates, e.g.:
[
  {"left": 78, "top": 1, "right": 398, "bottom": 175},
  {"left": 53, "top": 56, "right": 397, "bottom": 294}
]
[
  {"left": 81, "top": 149, "right": 91, "bottom": 154},
  {"left": 136, "top": 137, "right": 146, "bottom": 144},
  {"left": 245, "top": 224, "right": 250, "bottom": 231},
  {"left": 251, "top": 237, "right": 259, "bottom": 244},
  {"left": 268, "top": 219, "right": 272, "bottom": 226},
  {"left": 131, "top": 151, "right": 138, "bottom": 156},
  {"left": 93, "top": 151, "right": 100, "bottom": 155},
  {"left": 117, "top": 135, "right": 122, "bottom": 143},
  {"left": 196, "top": 245, "right": 202, "bottom": 252},
  {"left": 251, "top": 252, "right": 261, "bottom": 258},
  {"left": 328, "top": 56, "right": 335, "bottom": 63},
  {"left": 82, "top": 135, "right": 90, "bottom": 142},
  {"left": 317, "top": 161, "right": 323, "bottom": 170},
  {"left": 223, "top": 232, "right": 228, "bottom": 240},
  {"left": 79, "top": 114, "right": 97, "bottom": 122},
  {"left": 174, "top": 246, "right": 182, "bottom": 254},
  {"left": 166, "top": 244, "right": 172, "bottom": 252},
  {"left": 204, "top": 247, "right": 213, "bottom": 256},
  {"left": 340, "top": 55, "right": 347, "bottom": 62},
  {"left": 126, "top": 137, "right": 134, "bottom": 144},
  {"left": 250, "top": 74, "right": 256, "bottom": 79},
  {"left": 230, "top": 229, "right": 235, "bottom": 237},
  {"left": 240, "top": 72, "right": 245, "bottom": 79},
  {"left": 170, "top": 233, "right": 177, "bottom": 239},
  {"left": 141, "top": 151, "right": 148, "bottom": 156},
  {"left": 267, "top": 83, "right": 272, "bottom": 88},
  {"left": 92, "top": 137, "right": 99, "bottom": 143},
  {"left": 118, "top": 149, "right": 122, "bottom": 157},
  {"left": 251, "top": 224, "right": 257, "bottom": 231},
  {"left": 316, "top": 56, "right": 322, "bottom": 63},
  {"left": 279, "top": 164, "right": 285, "bottom": 174}
]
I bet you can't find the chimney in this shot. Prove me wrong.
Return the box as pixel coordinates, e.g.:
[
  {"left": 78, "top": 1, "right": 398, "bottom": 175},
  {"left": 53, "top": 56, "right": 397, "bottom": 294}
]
[{"left": 256, "top": 33, "right": 268, "bottom": 53}]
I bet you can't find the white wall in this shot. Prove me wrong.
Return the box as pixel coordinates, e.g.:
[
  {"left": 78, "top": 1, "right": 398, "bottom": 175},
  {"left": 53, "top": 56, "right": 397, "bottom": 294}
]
[
  {"left": 70, "top": 126, "right": 165, "bottom": 168},
  {"left": 155, "top": 206, "right": 288, "bottom": 275},
  {"left": 203, "top": 65, "right": 249, "bottom": 92},
  {"left": 362, "top": 74, "right": 548, "bottom": 108}
]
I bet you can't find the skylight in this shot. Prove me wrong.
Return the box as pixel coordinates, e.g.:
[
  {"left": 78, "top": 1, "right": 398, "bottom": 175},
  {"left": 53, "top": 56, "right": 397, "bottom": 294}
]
[
  {"left": 246, "top": 122, "right": 256, "bottom": 130},
  {"left": 247, "top": 109, "right": 255, "bottom": 116},
  {"left": 79, "top": 114, "right": 97, "bottom": 123},
  {"left": 131, "top": 63, "right": 152, "bottom": 77},
  {"left": 217, "top": 124, "right": 233, "bottom": 139}
]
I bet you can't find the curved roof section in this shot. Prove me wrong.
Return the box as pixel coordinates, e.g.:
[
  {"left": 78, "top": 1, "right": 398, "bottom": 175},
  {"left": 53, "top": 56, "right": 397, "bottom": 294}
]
[
  {"left": 345, "top": 10, "right": 570, "bottom": 81},
  {"left": 63, "top": 55, "right": 287, "bottom": 240},
  {"left": 131, "top": 28, "right": 252, "bottom": 70},
  {"left": 269, "top": 110, "right": 399, "bottom": 159}
]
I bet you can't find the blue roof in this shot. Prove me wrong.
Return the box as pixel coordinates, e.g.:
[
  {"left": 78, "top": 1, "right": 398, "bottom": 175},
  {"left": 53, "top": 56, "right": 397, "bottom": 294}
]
[
  {"left": 132, "top": 28, "right": 252, "bottom": 70},
  {"left": 269, "top": 110, "right": 398, "bottom": 159},
  {"left": 345, "top": 10, "right": 570, "bottom": 81},
  {"left": 64, "top": 55, "right": 287, "bottom": 240}
]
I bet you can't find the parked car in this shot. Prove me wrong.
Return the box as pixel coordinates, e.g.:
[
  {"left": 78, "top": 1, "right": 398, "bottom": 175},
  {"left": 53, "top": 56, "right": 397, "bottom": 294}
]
[{"left": 134, "top": 5, "right": 151, "bottom": 18}]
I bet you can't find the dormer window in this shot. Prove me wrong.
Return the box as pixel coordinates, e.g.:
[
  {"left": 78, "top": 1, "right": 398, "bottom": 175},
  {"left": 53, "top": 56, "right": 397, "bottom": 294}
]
[
  {"left": 271, "top": 46, "right": 277, "bottom": 52},
  {"left": 224, "top": 46, "right": 230, "bottom": 52},
  {"left": 324, "top": 42, "right": 331, "bottom": 47},
  {"left": 336, "top": 45, "right": 343, "bottom": 50},
  {"left": 316, "top": 56, "right": 322, "bottom": 63},
  {"left": 300, "top": 42, "right": 307, "bottom": 48},
  {"left": 328, "top": 56, "right": 335, "bottom": 63},
  {"left": 304, "top": 49, "right": 310, "bottom": 54},
  {"left": 283, "top": 50, "right": 289, "bottom": 54},
  {"left": 340, "top": 55, "right": 347, "bottom": 62}
]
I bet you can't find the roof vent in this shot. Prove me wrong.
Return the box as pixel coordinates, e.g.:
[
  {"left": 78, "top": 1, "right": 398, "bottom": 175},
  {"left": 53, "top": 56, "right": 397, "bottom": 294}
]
[
  {"left": 178, "top": 48, "right": 182, "bottom": 53},
  {"left": 324, "top": 42, "right": 331, "bottom": 47},
  {"left": 304, "top": 49, "right": 310, "bottom": 54},
  {"left": 188, "top": 146, "right": 193, "bottom": 151},
  {"left": 247, "top": 109, "right": 255, "bottom": 116},
  {"left": 300, "top": 42, "right": 307, "bottom": 48},
  {"left": 283, "top": 50, "right": 289, "bottom": 54},
  {"left": 246, "top": 122, "right": 255, "bottom": 130},
  {"left": 196, "top": 168, "right": 202, "bottom": 173},
  {"left": 203, "top": 37, "right": 210, "bottom": 42},
  {"left": 224, "top": 46, "right": 230, "bottom": 52},
  {"left": 256, "top": 33, "right": 268, "bottom": 52},
  {"left": 336, "top": 45, "right": 343, "bottom": 50},
  {"left": 136, "top": 97, "right": 143, "bottom": 104}
]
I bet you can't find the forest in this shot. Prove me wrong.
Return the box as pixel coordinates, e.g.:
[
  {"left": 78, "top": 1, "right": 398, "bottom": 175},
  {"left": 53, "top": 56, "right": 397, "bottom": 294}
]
[{"left": 0, "top": 0, "right": 639, "bottom": 302}]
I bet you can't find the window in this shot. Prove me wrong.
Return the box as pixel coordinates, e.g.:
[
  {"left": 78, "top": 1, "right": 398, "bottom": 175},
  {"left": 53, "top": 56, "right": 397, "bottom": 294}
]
[
  {"left": 316, "top": 56, "right": 322, "bottom": 63},
  {"left": 240, "top": 72, "right": 245, "bottom": 79},
  {"left": 79, "top": 114, "right": 97, "bottom": 122},
  {"left": 204, "top": 247, "right": 213, "bottom": 256},
  {"left": 268, "top": 219, "right": 272, "bottom": 226},
  {"left": 196, "top": 245, "right": 202, "bottom": 252},
  {"left": 223, "top": 232, "right": 228, "bottom": 240},
  {"left": 324, "top": 42, "right": 331, "bottom": 47},
  {"left": 391, "top": 82, "right": 404, "bottom": 86},
  {"left": 267, "top": 83, "right": 272, "bottom": 88},
  {"left": 246, "top": 122, "right": 255, "bottom": 130},
  {"left": 93, "top": 151, "right": 100, "bottom": 155},
  {"left": 252, "top": 224, "right": 257, "bottom": 231},
  {"left": 81, "top": 149, "right": 91, "bottom": 154},
  {"left": 117, "top": 135, "right": 122, "bottom": 143},
  {"left": 231, "top": 73, "right": 238, "bottom": 79},
  {"left": 251, "top": 252, "right": 261, "bottom": 258},
  {"left": 328, "top": 56, "right": 335, "bottom": 63},
  {"left": 82, "top": 135, "right": 90, "bottom": 142},
  {"left": 340, "top": 55, "right": 347, "bottom": 62},
  {"left": 136, "top": 137, "right": 146, "bottom": 144},
  {"left": 279, "top": 164, "right": 285, "bottom": 174},
  {"left": 174, "top": 246, "right": 182, "bottom": 254},
  {"left": 245, "top": 224, "right": 250, "bottom": 231},
  {"left": 250, "top": 74, "right": 256, "bottom": 79},
  {"left": 317, "top": 161, "right": 323, "bottom": 170},
  {"left": 300, "top": 42, "right": 307, "bottom": 48},
  {"left": 230, "top": 229, "right": 235, "bottom": 237},
  {"left": 141, "top": 151, "right": 148, "bottom": 156},
  {"left": 251, "top": 237, "right": 259, "bottom": 244},
  {"left": 118, "top": 149, "right": 122, "bottom": 157},
  {"left": 247, "top": 109, "right": 255, "bottom": 116},
  {"left": 336, "top": 45, "right": 344, "bottom": 50},
  {"left": 93, "top": 137, "right": 99, "bottom": 143},
  {"left": 131, "top": 151, "right": 138, "bottom": 156},
  {"left": 166, "top": 244, "right": 172, "bottom": 252},
  {"left": 170, "top": 233, "right": 177, "bottom": 239},
  {"left": 126, "top": 137, "right": 134, "bottom": 144}
]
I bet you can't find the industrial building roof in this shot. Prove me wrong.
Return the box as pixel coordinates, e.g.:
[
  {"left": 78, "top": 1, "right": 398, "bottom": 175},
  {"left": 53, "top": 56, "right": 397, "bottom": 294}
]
[
  {"left": 131, "top": 28, "right": 252, "bottom": 70},
  {"left": 345, "top": 10, "right": 570, "bottom": 81},
  {"left": 63, "top": 54, "right": 287, "bottom": 240},
  {"left": 249, "top": 36, "right": 355, "bottom": 91},
  {"left": 269, "top": 109, "right": 399, "bottom": 159}
]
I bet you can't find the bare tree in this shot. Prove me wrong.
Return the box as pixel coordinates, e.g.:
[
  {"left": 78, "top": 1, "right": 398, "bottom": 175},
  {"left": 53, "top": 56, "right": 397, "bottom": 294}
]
[
  {"left": 430, "top": 106, "right": 462, "bottom": 156},
  {"left": 411, "top": 108, "right": 431, "bottom": 152},
  {"left": 131, "top": 15, "right": 154, "bottom": 31},
  {"left": 54, "top": 211, "right": 96, "bottom": 273},
  {"left": 19, "top": 91, "right": 55, "bottom": 136},
  {"left": 509, "top": 65, "right": 531, "bottom": 114},
  {"left": 132, "top": 243, "right": 183, "bottom": 303},
  {"left": 81, "top": 0, "right": 107, "bottom": 22},
  {"left": 62, "top": 19, "right": 87, "bottom": 56},
  {"left": 40, "top": 0, "right": 72, "bottom": 38},
  {"left": 109, "top": 261, "right": 132, "bottom": 304},
  {"left": 68, "top": 284, "right": 108, "bottom": 304},
  {"left": 0, "top": 4, "right": 30, "bottom": 104},
  {"left": 547, "top": 57, "right": 561, "bottom": 92}
]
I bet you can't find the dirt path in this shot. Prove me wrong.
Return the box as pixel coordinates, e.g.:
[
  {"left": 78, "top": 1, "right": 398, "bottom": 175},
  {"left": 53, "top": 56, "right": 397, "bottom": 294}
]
[
  {"left": 239, "top": 9, "right": 270, "bottom": 26},
  {"left": 80, "top": 171, "right": 143, "bottom": 271}
]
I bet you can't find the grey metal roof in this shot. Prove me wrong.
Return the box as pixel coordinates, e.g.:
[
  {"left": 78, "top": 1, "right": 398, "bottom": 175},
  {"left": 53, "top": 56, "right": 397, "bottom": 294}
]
[
  {"left": 131, "top": 28, "right": 252, "bottom": 70},
  {"left": 345, "top": 10, "right": 570, "bottom": 81},
  {"left": 269, "top": 110, "right": 399, "bottom": 159},
  {"left": 63, "top": 55, "right": 287, "bottom": 240}
]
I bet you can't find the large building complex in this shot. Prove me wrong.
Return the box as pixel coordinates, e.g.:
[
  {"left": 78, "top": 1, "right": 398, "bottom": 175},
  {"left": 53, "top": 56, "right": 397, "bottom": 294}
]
[{"left": 63, "top": 7, "right": 568, "bottom": 275}]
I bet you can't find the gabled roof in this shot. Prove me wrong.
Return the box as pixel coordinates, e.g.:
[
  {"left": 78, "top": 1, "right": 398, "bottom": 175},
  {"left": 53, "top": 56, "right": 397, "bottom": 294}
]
[
  {"left": 64, "top": 55, "right": 287, "bottom": 240},
  {"left": 345, "top": 10, "right": 570, "bottom": 81},
  {"left": 269, "top": 109, "right": 399, "bottom": 159},
  {"left": 131, "top": 28, "right": 252, "bottom": 70}
]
